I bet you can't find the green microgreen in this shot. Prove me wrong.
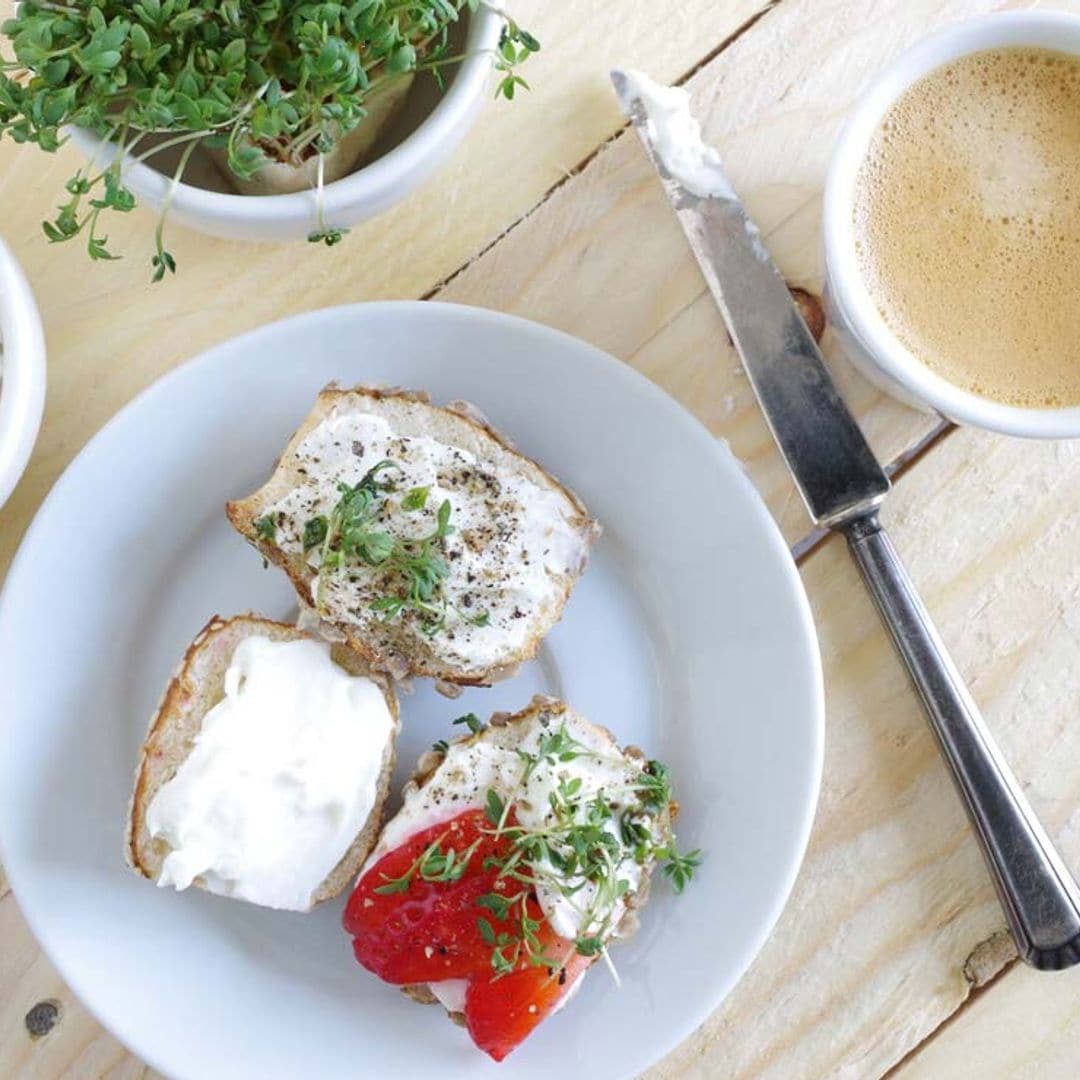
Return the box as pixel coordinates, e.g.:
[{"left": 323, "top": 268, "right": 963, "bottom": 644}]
[
  {"left": 392, "top": 718, "right": 704, "bottom": 982},
  {"left": 659, "top": 842, "right": 704, "bottom": 894},
  {"left": 307, "top": 459, "right": 488, "bottom": 635},
  {"left": 402, "top": 485, "right": 430, "bottom": 511},
  {"left": 485, "top": 788, "right": 505, "bottom": 826},
  {"left": 453, "top": 712, "right": 486, "bottom": 735},
  {"left": 303, "top": 516, "right": 328, "bottom": 551},
  {"left": 373, "top": 831, "right": 483, "bottom": 895},
  {"left": 254, "top": 515, "right": 277, "bottom": 542},
  {"left": 0, "top": 1, "right": 537, "bottom": 279}
]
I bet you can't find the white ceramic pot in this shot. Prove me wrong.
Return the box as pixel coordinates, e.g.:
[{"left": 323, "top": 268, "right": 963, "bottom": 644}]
[
  {"left": 0, "top": 238, "right": 46, "bottom": 509},
  {"left": 823, "top": 11, "right": 1080, "bottom": 439},
  {"left": 68, "top": 9, "right": 500, "bottom": 243}
]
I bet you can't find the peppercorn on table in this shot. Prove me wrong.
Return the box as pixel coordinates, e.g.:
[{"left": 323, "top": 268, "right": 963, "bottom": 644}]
[{"left": 4, "top": 0, "right": 1080, "bottom": 1076}]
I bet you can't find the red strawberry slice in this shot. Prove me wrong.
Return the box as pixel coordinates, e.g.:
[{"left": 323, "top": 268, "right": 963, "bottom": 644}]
[
  {"left": 465, "top": 945, "right": 593, "bottom": 1062},
  {"left": 343, "top": 808, "right": 593, "bottom": 1060}
]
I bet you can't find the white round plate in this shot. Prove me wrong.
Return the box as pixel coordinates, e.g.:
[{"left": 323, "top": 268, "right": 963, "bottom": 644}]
[{"left": 0, "top": 303, "right": 822, "bottom": 1080}]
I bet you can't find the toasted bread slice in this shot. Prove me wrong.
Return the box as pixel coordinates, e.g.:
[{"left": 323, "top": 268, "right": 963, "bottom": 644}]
[
  {"left": 226, "top": 387, "right": 599, "bottom": 686},
  {"left": 126, "top": 614, "right": 399, "bottom": 910},
  {"left": 354, "top": 697, "right": 661, "bottom": 1030}
]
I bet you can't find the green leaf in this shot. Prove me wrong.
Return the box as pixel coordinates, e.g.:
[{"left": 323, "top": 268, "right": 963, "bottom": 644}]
[
  {"left": 485, "top": 788, "right": 505, "bottom": 826},
  {"left": 220, "top": 37, "right": 245, "bottom": 68},
  {"left": 308, "top": 226, "right": 347, "bottom": 247},
  {"left": 477, "top": 892, "right": 512, "bottom": 920},
  {"left": 435, "top": 499, "right": 453, "bottom": 536},
  {"left": 388, "top": 43, "right": 416, "bottom": 74},
  {"left": 401, "top": 486, "right": 429, "bottom": 512},
  {"left": 452, "top": 713, "right": 484, "bottom": 735},
  {"left": 82, "top": 50, "right": 123, "bottom": 76},
  {"left": 150, "top": 249, "right": 176, "bottom": 283},
  {"left": 172, "top": 92, "right": 203, "bottom": 130},
  {"left": 373, "top": 877, "right": 410, "bottom": 895},
  {"left": 303, "top": 516, "right": 328, "bottom": 551},
  {"left": 43, "top": 58, "right": 70, "bottom": 85},
  {"left": 129, "top": 24, "right": 152, "bottom": 58},
  {"left": 42, "top": 220, "right": 69, "bottom": 243},
  {"left": 575, "top": 936, "right": 604, "bottom": 957}
]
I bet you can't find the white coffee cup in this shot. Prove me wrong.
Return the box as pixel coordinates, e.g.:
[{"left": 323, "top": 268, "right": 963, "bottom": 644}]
[{"left": 823, "top": 11, "right": 1080, "bottom": 439}]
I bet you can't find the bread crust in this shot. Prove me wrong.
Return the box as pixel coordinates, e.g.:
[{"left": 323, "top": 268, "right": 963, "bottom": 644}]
[
  {"left": 125, "top": 614, "right": 400, "bottom": 908},
  {"left": 225, "top": 386, "right": 599, "bottom": 686}
]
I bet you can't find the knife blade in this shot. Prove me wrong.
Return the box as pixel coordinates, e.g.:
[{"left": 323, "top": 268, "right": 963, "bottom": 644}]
[
  {"left": 611, "top": 68, "right": 888, "bottom": 528},
  {"left": 612, "top": 68, "right": 1080, "bottom": 970}
]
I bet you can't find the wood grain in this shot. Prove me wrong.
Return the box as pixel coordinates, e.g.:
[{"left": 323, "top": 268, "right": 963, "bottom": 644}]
[
  {"left": 0, "top": 0, "right": 772, "bottom": 577},
  {"left": 653, "top": 427, "right": 1080, "bottom": 1078},
  {"left": 4, "top": 0, "right": 1080, "bottom": 1076},
  {"left": 440, "top": 0, "right": 1022, "bottom": 543},
  {"left": 895, "top": 960, "right": 1080, "bottom": 1078}
]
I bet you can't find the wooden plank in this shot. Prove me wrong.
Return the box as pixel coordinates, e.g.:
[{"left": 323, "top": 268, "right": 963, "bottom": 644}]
[
  {"left": 652, "top": 427, "right": 1080, "bottom": 1077},
  {"left": 893, "top": 960, "right": 1080, "bottom": 1078},
  {"left": 0, "top": 912, "right": 160, "bottom": 1080},
  {"left": 440, "top": 0, "right": 1033, "bottom": 543},
  {"left": 1, "top": 878, "right": 155, "bottom": 1078},
  {"left": 5, "top": 0, "right": 1080, "bottom": 1076},
  {"left": 8, "top": 422, "right": 1079, "bottom": 1078},
  {"left": 0, "top": 0, "right": 771, "bottom": 577}
]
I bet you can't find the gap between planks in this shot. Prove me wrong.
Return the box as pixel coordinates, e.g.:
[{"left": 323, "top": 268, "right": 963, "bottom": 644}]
[
  {"left": 796, "top": 410, "right": 1029, "bottom": 1079},
  {"left": 882, "top": 945, "right": 1021, "bottom": 1078},
  {"left": 423, "top": 2, "right": 780, "bottom": 302},
  {"left": 792, "top": 420, "right": 956, "bottom": 564},
  {"left": 794, "top": 417, "right": 1026, "bottom": 1074}
]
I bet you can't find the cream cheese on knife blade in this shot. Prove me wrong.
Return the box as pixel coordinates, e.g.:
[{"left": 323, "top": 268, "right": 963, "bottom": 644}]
[{"left": 613, "top": 69, "right": 735, "bottom": 199}]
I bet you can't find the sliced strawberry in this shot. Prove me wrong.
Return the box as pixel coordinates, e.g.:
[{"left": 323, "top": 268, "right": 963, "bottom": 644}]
[
  {"left": 344, "top": 810, "right": 504, "bottom": 983},
  {"left": 343, "top": 808, "right": 595, "bottom": 1061},
  {"left": 465, "top": 945, "right": 593, "bottom": 1062}
]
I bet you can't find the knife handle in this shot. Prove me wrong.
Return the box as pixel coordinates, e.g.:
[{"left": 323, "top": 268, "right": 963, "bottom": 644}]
[{"left": 843, "top": 514, "right": 1080, "bottom": 970}]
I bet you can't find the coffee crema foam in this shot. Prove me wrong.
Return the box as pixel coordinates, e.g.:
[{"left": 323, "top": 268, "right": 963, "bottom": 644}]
[{"left": 853, "top": 47, "right": 1080, "bottom": 409}]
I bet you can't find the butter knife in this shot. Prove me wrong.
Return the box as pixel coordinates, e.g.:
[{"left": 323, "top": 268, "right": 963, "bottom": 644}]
[{"left": 613, "top": 68, "right": 1080, "bottom": 970}]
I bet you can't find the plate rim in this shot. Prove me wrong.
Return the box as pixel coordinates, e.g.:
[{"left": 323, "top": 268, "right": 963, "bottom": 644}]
[{"left": 0, "top": 300, "right": 824, "bottom": 1077}]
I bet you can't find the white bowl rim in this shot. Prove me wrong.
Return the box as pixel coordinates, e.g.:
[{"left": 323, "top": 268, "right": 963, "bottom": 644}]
[
  {"left": 823, "top": 10, "right": 1080, "bottom": 439},
  {"left": 68, "top": 7, "right": 501, "bottom": 226},
  {"left": 0, "top": 237, "right": 46, "bottom": 508}
]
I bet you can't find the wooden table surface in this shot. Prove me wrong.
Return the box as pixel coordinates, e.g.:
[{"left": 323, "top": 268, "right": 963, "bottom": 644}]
[{"left": 4, "top": 0, "right": 1080, "bottom": 1076}]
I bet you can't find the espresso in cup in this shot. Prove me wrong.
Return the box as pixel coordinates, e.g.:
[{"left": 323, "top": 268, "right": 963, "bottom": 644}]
[{"left": 851, "top": 46, "right": 1080, "bottom": 409}]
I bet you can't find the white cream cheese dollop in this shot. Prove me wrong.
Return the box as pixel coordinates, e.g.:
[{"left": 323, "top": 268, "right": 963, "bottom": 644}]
[
  {"left": 266, "top": 409, "right": 589, "bottom": 671},
  {"left": 366, "top": 707, "right": 656, "bottom": 943},
  {"left": 146, "top": 635, "right": 395, "bottom": 912},
  {"left": 615, "top": 69, "right": 735, "bottom": 199}
]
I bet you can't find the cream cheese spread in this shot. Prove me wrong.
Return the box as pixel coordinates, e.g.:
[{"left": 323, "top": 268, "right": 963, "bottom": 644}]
[
  {"left": 616, "top": 69, "right": 735, "bottom": 199},
  {"left": 266, "top": 408, "right": 589, "bottom": 672},
  {"left": 146, "top": 635, "right": 395, "bottom": 912}
]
